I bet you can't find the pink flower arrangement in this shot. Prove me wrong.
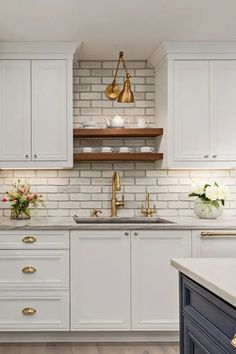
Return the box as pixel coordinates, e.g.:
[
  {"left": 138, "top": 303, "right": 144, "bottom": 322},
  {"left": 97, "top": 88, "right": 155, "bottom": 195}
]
[{"left": 2, "top": 179, "right": 44, "bottom": 219}]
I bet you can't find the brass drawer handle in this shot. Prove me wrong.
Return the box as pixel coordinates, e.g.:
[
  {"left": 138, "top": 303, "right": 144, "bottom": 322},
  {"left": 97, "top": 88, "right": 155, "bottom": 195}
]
[
  {"left": 22, "top": 307, "right": 36, "bottom": 316},
  {"left": 22, "top": 266, "right": 36, "bottom": 274},
  {"left": 22, "top": 236, "right": 37, "bottom": 243},
  {"left": 231, "top": 334, "right": 236, "bottom": 348},
  {"left": 201, "top": 231, "right": 236, "bottom": 238}
]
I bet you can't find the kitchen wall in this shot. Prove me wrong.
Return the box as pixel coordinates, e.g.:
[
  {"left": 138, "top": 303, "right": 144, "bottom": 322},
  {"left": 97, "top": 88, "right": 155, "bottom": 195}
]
[{"left": 0, "top": 60, "right": 235, "bottom": 218}]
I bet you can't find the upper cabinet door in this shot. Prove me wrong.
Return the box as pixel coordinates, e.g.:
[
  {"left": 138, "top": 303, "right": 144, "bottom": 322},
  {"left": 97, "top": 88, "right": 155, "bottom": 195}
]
[
  {"left": 173, "top": 61, "right": 210, "bottom": 161},
  {"left": 0, "top": 60, "right": 31, "bottom": 161},
  {"left": 210, "top": 61, "right": 236, "bottom": 161},
  {"left": 32, "top": 60, "right": 68, "bottom": 162}
]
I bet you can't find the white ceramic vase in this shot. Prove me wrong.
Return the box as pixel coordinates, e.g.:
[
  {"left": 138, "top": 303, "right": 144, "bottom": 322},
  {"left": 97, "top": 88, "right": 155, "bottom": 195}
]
[{"left": 194, "top": 199, "right": 223, "bottom": 219}]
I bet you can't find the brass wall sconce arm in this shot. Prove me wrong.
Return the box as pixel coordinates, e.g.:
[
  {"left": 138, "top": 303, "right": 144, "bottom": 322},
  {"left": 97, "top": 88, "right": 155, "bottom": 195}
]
[{"left": 105, "top": 51, "right": 134, "bottom": 103}]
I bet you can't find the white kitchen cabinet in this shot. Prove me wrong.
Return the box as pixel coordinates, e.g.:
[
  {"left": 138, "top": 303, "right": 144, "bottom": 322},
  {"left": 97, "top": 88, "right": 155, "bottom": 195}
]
[
  {"left": 0, "top": 60, "right": 31, "bottom": 161},
  {"left": 0, "top": 290, "right": 69, "bottom": 331},
  {"left": 192, "top": 230, "right": 236, "bottom": 258},
  {"left": 0, "top": 230, "right": 69, "bottom": 250},
  {"left": 71, "top": 229, "right": 191, "bottom": 332},
  {"left": 32, "top": 60, "right": 68, "bottom": 162},
  {"left": 71, "top": 230, "right": 131, "bottom": 330},
  {"left": 0, "top": 250, "right": 69, "bottom": 289},
  {"left": 149, "top": 41, "right": 236, "bottom": 168},
  {"left": 0, "top": 229, "right": 70, "bottom": 331},
  {"left": 173, "top": 61, "right": 210, "bottom": 162},
  {"left": 210, "top": 61, "right": 236, "bottom": 161},
  {"left": 0, "top": 42, "right": 79, "bottom": 168},
  {"left": 131, "top": 230, "right": 191, "bottom": 331}
]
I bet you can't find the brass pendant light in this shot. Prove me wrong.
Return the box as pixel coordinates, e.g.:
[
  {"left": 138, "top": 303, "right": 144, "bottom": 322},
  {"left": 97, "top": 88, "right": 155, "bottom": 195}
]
[{"left": 105, "top": 51, "right": 134, "bottom": 103}]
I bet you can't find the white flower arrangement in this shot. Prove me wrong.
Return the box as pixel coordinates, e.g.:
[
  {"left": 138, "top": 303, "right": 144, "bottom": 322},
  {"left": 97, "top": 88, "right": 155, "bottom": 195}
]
[{"left": 189, "top": 182, "right": 229, "bottom": 208}]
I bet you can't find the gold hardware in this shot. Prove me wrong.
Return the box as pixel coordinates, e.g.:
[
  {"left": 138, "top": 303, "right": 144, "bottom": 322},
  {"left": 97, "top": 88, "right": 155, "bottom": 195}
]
[
  {"left": 22, "top": 236, "right": 37, "bottom": 243},
  {"left": 231, "top": 334, "right": 236, "bottom": 347},
  {"left": 141, "top": 192, "right": 156, "bottom": 218},
  {"left": 22, "top": 307, "right": 36, "bottom": 316},
  {"left": 111, "top": 171, "right": 125, "bottom": 217},
  {"left": 22, "top": 266, "right": 36, "bottom": 274},
  {"left": 91, "top": 209, "right": 102, "bottom": 217},
  {"left": 105, "top": 51, "right": 134, "bottom": 103},
  {"left": 201, "top": 231, "right": 236, "bottom": 238}
]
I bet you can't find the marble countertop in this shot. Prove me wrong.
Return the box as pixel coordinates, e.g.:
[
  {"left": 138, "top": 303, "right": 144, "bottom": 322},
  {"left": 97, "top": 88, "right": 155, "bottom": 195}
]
[
  {"left": 171, "top": 258, "right": 236, "bottom": 307},
  {"left": 0, "top": 216, "right": 236, "bottom": 230}
]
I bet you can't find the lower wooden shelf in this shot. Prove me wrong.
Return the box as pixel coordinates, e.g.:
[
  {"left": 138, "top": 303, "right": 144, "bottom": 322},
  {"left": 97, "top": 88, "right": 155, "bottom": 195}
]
[{"left": 74, "top": 152, "right": 163, "bottom": 162}]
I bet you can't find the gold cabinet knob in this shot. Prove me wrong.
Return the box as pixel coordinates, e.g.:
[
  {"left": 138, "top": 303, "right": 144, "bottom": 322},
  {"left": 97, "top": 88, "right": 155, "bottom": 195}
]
[
  {"left": 22, "top": 266, "right": 36, "bottom": 274},
  {"left": 231, "top": 334, "right": 236, "bottom": 348},
  {"left": 22, "top": 236, "right": 37, "bottom": 243},
  {"left": 22, "top": 307, "right": 36, "bottom": 316}
]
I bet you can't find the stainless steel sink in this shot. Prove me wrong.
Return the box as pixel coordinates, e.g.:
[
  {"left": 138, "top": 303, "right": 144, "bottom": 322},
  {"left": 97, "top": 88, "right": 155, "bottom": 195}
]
[{"left": 73, "top": 215, "right": 174, "bottom": 224}]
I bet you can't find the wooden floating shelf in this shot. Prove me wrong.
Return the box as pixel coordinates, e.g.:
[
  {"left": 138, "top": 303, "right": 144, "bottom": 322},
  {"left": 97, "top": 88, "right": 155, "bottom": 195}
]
[
  {"left": 73, "top": 152, "right": 163, "bottom": 162},
  {"left": 73, "top": 128, "right": 163, "bottom": 138}
]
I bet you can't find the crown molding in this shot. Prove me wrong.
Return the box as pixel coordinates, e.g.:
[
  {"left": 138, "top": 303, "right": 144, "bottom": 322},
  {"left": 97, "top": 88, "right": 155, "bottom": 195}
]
[
  {"left": 0, "top": 41, "right": 81, "bottom": 60},
  {"left": 148, "top": 41, "right": 236, "bottom": 67}
]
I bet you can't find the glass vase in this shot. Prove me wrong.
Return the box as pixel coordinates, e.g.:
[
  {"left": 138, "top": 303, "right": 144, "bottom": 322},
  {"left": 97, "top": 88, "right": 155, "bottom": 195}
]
[
  {"left": 194, "top": 199, "right": 223, "bottom": 219},
  {"left": 10, "top": 208, "right": 31, "bottom": 220}
]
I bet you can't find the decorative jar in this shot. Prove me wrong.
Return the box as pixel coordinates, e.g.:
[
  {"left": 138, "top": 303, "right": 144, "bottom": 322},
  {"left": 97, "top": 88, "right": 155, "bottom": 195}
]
[{"left": 194, "top": 199, "right": 223, "bottom": 219}]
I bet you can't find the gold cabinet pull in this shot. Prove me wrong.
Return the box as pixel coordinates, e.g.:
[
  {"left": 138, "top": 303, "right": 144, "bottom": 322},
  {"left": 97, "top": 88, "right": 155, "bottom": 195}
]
[
  {"left": 22, "top": 307, "right": 36, "bottom": 316},
  {"left": 22, "top": 236, "right": 37, "bottom": 243},
  {"left": 231, "top": 334, "right": 236, "bottom": 348},
  {"left": 201, "top": 231, "right": 236, "bottom": 238},
  {"left": 22, "top": 266, "right": 36, "bottom": 274}
]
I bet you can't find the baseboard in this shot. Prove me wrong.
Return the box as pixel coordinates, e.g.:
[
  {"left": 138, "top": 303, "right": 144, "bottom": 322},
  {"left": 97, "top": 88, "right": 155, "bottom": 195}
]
[{"left": 0, "top": 331, "right": 179, "bottom": 343}]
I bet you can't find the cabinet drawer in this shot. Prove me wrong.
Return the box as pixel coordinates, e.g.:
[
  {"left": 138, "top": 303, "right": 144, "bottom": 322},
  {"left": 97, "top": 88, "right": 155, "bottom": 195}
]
[
  {"left": 0, "top": 230, "right": 69, "bottom": 249},
  {"left": 0, "top": 250, "right": 69, "bottom": 289},
  {"left": 182, "top": 275, "right": 236, "bottom": 343},
  {"left": 0, "top": 291, "right": 69, "bottom": 331},
  {"left": 183, "top": 315, "right": 228, "bottom": 354}
]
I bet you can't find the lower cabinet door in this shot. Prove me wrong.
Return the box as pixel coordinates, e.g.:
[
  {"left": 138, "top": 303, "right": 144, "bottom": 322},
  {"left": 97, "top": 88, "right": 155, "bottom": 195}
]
[
  {"left": 71, "top": 230, "right": 131, "bottom": 330},
  {"left": 131, "top": 230, "right": 191, "bottom": 330},
  {"left": 183, "top": 316, "right": 228, "bottom": 354},
  {"left": 192, "top": 230, "right": 236, "bottom": 257},
  {"left": 0, "top": 291, "right": 69, "bottom": 331}
]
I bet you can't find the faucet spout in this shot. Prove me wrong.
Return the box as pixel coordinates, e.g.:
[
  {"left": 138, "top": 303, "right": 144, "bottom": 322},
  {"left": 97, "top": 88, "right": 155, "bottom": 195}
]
[{"left": 112, "top": 171, "right": 121, "bottom": 196}]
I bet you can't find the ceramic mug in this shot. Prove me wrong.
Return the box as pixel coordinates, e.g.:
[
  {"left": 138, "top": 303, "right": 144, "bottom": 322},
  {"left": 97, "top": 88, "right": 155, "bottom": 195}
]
[
  {"left": 82, "top": 120, "right": 96, "bottom": 129},
  {"left": 119, "top": 147, "right": 131, "bottom": 153},
  {"left": 140, "top": 146, "right": 154, "bottom": 153},
  {"left": 137, "top": 118, "right": 148, "bottom": 128},
  {"left": 83, "top": 147, "right": 95, "bottom": 153},
  {"left": 101, "top": 146, "right": 113, "bottom": 153}
]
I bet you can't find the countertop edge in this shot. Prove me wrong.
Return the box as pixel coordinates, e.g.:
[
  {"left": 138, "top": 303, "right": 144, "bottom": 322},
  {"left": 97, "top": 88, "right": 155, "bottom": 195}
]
[
  {"left": 171, "top": 259, "right": 236, "bottom": 307},
  {"left": 1, "top": 216, "right": 236, "bottom": 230}
]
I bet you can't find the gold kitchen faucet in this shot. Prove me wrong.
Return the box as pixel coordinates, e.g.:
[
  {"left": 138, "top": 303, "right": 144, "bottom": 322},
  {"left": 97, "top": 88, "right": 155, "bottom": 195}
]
[
  {"left": 141, "top": 192, "right": 156, "bottom": 217},
  {"left": 111, "top": 171, "right": 125, "bottom": 217}
]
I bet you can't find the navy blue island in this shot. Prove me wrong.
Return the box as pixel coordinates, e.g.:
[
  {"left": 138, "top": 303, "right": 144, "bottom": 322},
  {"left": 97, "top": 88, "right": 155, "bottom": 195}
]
[{"left": 171, "top": 258, "right": 236, "bottom": 354}]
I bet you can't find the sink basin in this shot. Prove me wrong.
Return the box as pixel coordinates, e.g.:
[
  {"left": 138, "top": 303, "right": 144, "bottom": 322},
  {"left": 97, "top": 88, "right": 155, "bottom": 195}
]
[{"left": 73, "top": 215, "right": 174, "bottom": 224}]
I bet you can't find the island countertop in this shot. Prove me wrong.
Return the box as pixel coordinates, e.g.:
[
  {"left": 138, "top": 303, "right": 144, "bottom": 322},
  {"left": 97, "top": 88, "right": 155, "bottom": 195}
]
[
  {"left": 0, "top": 216, "right": 236, "bottom": 230},
  {"left": 171, "top": 258, "right": 236, "bottom": 307}
]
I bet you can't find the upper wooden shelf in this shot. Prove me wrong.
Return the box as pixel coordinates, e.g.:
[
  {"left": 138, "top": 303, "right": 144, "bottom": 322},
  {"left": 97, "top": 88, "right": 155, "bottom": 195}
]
[{"left": 73, "top": 128, "right": 163, "bottom": 138}]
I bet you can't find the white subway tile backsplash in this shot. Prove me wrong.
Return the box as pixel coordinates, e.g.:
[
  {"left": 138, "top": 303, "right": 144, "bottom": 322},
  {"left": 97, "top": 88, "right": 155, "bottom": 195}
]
[
  {"left": 73, "top": 69, "right": 90, "bottom": 76},
  {"left": 0, "top": 60, "right": 235, "bottom": 218},
  {"left": 80, "top": 92, "right": 102, "bottom": 100},
  {"left": 80, "top": 77, "right": 102, "bottom": 84},
  {"left": 80, "top": 61, "right": 102, "bottom": 69}
]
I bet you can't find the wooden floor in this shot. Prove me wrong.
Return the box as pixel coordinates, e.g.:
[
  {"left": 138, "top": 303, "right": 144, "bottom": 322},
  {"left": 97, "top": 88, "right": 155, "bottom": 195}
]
[{"left": 0, "top": 343, "right": 179, "bottom": 354}]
